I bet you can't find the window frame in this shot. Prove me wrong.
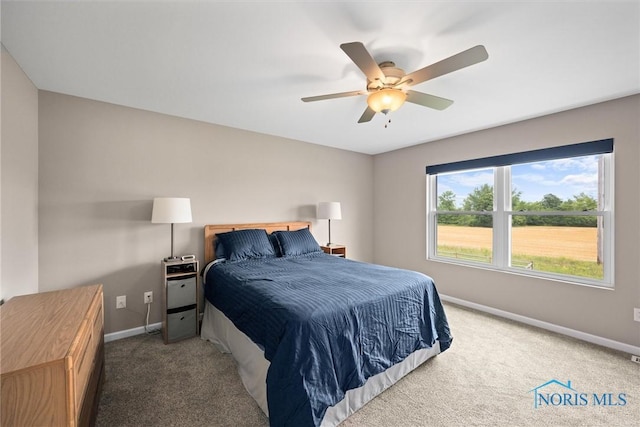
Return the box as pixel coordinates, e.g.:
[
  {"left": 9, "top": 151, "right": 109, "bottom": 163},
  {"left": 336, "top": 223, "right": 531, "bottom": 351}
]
[{"left": 426, "top": 140, "right": 614, "bottom": 288}]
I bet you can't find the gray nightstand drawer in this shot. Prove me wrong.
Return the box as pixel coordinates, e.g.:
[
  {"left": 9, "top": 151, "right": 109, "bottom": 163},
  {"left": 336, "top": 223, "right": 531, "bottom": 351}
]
[
  {"left": 167, "top": 308, "right": 197, "bottom": 341},
  {"left": 167, "top": 275, "right": 196, "bottom": 309}
]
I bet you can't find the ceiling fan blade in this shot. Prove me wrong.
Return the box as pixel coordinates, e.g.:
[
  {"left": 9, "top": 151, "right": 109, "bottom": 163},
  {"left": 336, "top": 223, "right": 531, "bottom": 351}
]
[
  {"left": 357, "top": 107, "right": 376, "bottom": 123},
  {"left": 404, "top": 45, "right": 488, "bottom": 86},
  {"left": 301, "top": 90, "right": 366, "bottom": 102},
  {"left": 406, "top": 90, "right": 454, "bottom": 110},
  {"left": 340, "top": 42, "right": 386, "bottom": 82}
]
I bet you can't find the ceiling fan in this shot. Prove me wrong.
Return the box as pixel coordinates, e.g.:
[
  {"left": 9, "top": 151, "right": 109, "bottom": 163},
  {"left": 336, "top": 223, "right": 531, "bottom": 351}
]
[{"left": 302, "top": 42, "right": 488, "bottom": 123}]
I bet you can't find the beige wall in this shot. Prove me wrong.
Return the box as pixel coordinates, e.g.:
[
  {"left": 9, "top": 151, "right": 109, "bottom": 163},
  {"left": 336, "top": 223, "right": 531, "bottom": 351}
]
[
  {"left": 38, "top": 91, "right": 373, "bottom": 334},
  {"left": 373, "top": 94, "right": 640, "bottom": 347},
  {"left": 1, "top": 45, "right": 39, "bottom": 300}
]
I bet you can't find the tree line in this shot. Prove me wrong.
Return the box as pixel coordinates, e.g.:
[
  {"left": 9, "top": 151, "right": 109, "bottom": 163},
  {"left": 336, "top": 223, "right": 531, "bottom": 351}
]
[{"left": 438, "top": 184, "right": 598, "bottom": 227}]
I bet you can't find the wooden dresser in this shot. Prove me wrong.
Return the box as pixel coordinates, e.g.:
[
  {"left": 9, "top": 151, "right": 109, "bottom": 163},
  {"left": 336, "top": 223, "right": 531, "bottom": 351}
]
[{"left": 1, "top": 284, "right": 104, "bottom": 427}]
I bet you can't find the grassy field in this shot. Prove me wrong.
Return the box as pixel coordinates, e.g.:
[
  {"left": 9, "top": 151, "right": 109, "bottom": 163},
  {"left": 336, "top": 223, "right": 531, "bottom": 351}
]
[
  {"left": 436, "top": 225, "right": 602, "bottom": 278},
  {"left": 437, "top": 225, "right": 597, "bottom": 261}
]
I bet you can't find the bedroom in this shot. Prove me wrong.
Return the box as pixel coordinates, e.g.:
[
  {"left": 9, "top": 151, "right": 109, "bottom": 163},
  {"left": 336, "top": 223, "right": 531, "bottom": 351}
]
[{"left": 1, "top": 1, "right": 639, "bottom": 426}]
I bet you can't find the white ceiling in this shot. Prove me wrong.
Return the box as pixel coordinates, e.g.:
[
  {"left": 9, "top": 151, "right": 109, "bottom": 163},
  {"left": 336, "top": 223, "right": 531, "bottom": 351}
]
[{"left": 2, "top": 1, "right": 639, "bottom": 155}]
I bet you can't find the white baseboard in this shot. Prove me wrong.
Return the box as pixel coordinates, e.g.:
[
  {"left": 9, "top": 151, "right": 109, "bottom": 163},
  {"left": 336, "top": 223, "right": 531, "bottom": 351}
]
[
  {"left": 440, "top": 294, "right": 640, "bottom": 356},
  {"left": 104, "top": 322, "right": 162, "bottom": 343},
  {"left": 105, "top": 312, "right": 203, "bottom": 343}
]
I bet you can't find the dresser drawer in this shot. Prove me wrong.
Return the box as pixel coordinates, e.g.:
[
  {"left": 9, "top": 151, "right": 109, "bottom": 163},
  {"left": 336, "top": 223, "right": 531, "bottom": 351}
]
[
  {"left": 167, "top": 275, "right": 197, "bottom": 309},
  {"left": 92, "top": 299, "right": 104, "bottom": 347},
  {"left": 167, "top": 308, "right": 197, "bottom": 342},
  {"left": 70, "top": 318, "right": 93, "bottom": 415}
]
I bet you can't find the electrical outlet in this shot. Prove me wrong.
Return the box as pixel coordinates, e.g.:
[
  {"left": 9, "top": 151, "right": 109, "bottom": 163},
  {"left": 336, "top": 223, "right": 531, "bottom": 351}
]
[
  {"left": 634, "top": 308, "right": 640, "bottom": 322},
  {"left": 116, "top": 295, "right": 126, "bottom": 309},
  {"left": 144, "top": 291, "right": 153, "bottom": 304},
  {"left": 631, "top": 355, "right": 640, "bottom": 364}
]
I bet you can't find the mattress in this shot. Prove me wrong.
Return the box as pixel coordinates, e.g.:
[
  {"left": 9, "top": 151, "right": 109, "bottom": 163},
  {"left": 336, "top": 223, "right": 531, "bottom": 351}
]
[{"left": 201, "top": 300, "right": 442, "bottom": 426}]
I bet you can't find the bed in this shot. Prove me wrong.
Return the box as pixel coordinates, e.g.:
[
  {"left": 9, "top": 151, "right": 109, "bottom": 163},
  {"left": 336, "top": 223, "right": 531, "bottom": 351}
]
[{"left": 200, "top": 221, "right": 452, "bottom": 426}]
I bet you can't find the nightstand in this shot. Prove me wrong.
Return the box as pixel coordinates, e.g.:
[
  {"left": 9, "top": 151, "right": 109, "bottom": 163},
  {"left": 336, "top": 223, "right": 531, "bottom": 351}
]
[
  {"left": 321, "top": 245, "right": 346, "bottom": 258},
  {"left": 162, "top": 259, "right": 199, "bottom": 344}
]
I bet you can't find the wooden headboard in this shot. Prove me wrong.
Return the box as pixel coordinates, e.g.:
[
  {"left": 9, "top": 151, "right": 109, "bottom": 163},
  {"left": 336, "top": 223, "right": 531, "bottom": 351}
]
[{"left": 204, "top": 221, "right": 312, "bottom": 264}]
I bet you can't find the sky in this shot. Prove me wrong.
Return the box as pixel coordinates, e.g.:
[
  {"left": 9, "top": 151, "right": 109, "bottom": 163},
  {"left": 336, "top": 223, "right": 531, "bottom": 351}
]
[{"left": 437, "top": 155, "right": 601, "bottom": 207}]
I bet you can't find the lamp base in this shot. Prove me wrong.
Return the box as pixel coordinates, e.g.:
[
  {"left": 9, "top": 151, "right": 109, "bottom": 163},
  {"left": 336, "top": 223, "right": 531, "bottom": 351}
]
[{"left": 163, "top": 256, "right": 180, "bottom": 262}]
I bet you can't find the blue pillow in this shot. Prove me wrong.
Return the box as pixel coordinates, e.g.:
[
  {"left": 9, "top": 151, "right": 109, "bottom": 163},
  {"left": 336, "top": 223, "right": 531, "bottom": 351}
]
[
  {"left": 214, "top": 239, "right": 226, "bottom": 259},
  {"left": 216, "top": 229, "right": 276, "bottom": 261},
  {"left": 268, "top": 233, "right": 282, "bottom": 257},
  {"left": 274, "top": 228, "right": 322, "bottom": 256}
]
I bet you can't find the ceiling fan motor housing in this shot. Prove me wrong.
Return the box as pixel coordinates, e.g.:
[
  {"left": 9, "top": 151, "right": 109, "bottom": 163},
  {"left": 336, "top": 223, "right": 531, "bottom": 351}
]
[{"left": 367, "top": 61, "right": 405, "bottom": 90}]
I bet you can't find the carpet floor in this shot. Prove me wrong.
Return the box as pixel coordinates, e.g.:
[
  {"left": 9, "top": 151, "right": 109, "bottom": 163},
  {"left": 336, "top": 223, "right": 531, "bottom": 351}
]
[{"left": 96, "top": 302, "right": 639, "bottom": 426}]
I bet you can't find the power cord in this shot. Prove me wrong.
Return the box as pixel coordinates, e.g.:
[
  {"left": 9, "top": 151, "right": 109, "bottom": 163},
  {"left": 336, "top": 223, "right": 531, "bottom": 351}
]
[{"left": 144, "top": 302, "right": 161, "bottom": 335}]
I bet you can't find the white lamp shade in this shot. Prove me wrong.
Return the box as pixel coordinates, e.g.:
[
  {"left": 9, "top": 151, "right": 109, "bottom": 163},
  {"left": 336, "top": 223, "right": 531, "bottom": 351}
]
[
  {"left": 317, "top": 202, "right": 342, "bottom": 220},
  {"left": 151, "top": 198, "right": 192, "bottom": 224}
]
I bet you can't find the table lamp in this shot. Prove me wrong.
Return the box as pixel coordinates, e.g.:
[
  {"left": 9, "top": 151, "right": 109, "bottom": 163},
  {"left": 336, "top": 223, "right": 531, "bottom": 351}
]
[
  {"left": 317, "top": 202, "right": 342, "bottom": 246},
  {"left": 152, "top": 197, "right": 192, "bottom": 261}
]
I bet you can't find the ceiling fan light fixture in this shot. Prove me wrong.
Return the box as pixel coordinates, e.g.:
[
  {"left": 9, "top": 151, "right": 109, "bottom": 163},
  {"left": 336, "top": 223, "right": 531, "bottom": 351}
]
[{"left": 367, "top": 89, "right": 406, "bottom": 114}]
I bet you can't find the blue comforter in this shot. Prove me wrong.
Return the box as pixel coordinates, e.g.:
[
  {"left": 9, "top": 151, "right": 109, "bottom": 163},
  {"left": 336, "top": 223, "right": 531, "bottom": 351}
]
[{"left": 204, "top": 252, "right": 452, "bottom": 426}]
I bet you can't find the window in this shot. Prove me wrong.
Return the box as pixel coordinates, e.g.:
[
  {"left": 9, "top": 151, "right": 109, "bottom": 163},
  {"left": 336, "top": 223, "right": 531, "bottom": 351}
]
[{"left": 426, "top": 139, "right": 614, "bottom": 287}]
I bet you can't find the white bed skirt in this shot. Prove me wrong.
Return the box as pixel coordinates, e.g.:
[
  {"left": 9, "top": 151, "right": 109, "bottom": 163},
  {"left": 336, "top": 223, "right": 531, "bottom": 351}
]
[{"left": 201, "top": 300, "right": 441, "bottom": 426}]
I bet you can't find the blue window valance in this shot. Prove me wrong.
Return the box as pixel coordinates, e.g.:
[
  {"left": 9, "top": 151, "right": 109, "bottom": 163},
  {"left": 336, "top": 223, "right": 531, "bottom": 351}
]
[{"left": 425, "top": 138, "right": 613, "bottom": 175}]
